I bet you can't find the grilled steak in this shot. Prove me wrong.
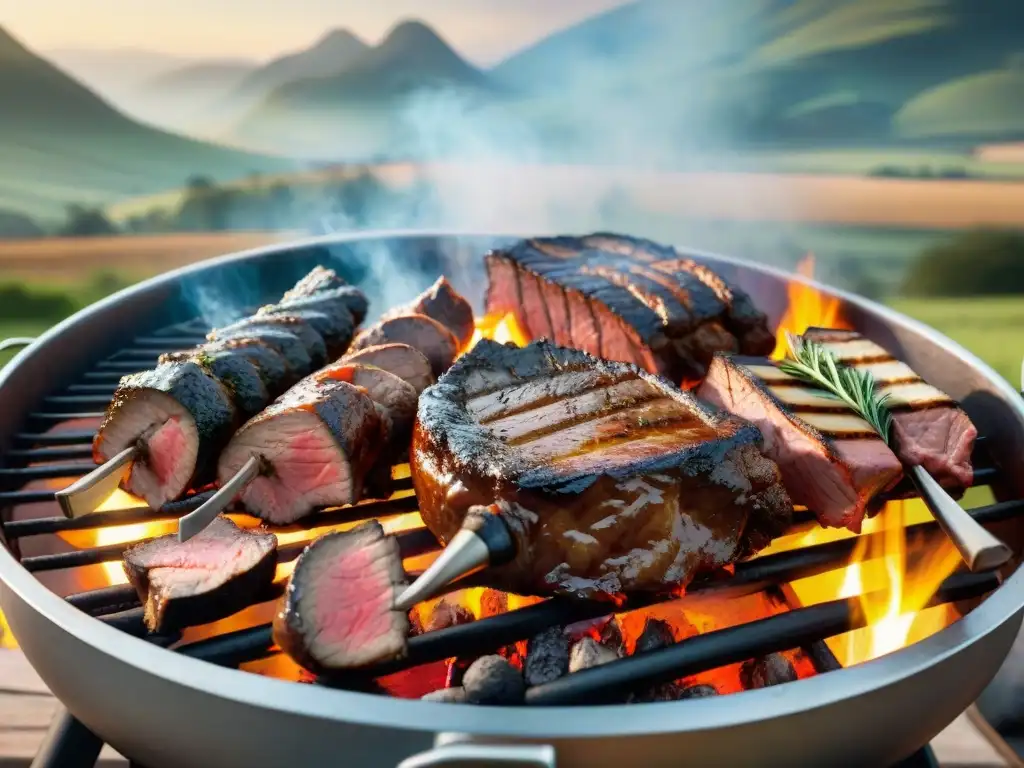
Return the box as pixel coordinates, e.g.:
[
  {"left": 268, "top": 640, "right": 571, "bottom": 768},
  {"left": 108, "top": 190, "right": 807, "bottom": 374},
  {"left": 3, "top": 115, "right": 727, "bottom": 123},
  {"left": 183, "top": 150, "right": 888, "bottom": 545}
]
[
  {"left": 217, "top": 374, "right": 385, "bottom": 524},
  {"left": 697, "top": 355, "right": 903, "bottom": 532},
  {"left": 411, "top": 339, "right": 792, "bottom": 598},
  {"left": 802, "top": 328, "right": 977, "bottom": 491},
  {"left": 314, "top": 363, "right": 418, "bottom": 448},
  {"left": 159, "top": 348, "right": 268, "bottom": 420},
  {"left": 381, "top": 277, "right": 475, "bottom": 349},
  {"left": 123, "top": 515, "right": 277, "bottom": 632},
  {"left": 349, "top": 314, "right": 459, "bottom": 379},
  {"left": 95, "top": 361, "right": 236, "bottom": 508},
  {"left": 257, "top": 303, "right": 355, "bottom": 359},
  {"left": 484, "top": 233, "right": 775, "bottom": 383},
  {"left": 276, "top": 285, "right": 369, "bottom": 327},
  {"left": 342, "top": 343, "right": 434, "bottom": 395},
  {"left": 273, "top": 520, "right": 409, "bottom": 672},
  {"left": 210, "top": 327, "right": 312, "bottom": 383},
  {"left": 166, "top": 339, "right": 291, "bottom": 394},
  {"left": 211, "top": 315, "right": 327, "bottom": 369}
]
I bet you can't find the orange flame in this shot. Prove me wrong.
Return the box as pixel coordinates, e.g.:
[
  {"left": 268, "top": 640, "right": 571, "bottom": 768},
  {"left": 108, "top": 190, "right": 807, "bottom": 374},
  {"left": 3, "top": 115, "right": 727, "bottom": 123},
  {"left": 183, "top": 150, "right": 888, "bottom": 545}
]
[
  {"left": 770, "top": 254, "right": 852, "bottom": 359},
  {"left": 460, "top": 312, "right": 530, "bottom": 356}
]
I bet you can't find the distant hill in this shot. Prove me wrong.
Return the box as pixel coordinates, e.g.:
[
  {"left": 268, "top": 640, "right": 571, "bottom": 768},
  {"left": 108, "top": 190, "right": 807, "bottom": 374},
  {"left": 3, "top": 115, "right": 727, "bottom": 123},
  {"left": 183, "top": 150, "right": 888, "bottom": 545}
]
[
  {"left": 0, "top": 26, "right": 294, "bottom": 219},
  {"left": 44, "top": 46, "right": 189, "bottom": 101},
  {"left": 232, "top": 21, "right": 493, "bottom": 158}
]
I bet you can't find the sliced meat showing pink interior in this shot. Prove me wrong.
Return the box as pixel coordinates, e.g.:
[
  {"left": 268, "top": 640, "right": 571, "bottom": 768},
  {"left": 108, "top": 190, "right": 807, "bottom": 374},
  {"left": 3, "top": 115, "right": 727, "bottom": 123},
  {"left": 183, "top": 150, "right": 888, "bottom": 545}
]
[
  {"left": 123, "top": 515, "right": 277, "bottom": 632},
  {"left": 697, "top": 355, "right": 903, "bottom": 532},
  {"left": 349, "top": 314, "right": 459, "bottom": 378},
  {"left": 218, "top": 378, "right": 385, "bottom": 525},
  {"left": 315, "top": 362, "right": 418, "bottom": 447},
  {"left": 386, "top": 276, "right": 476, "bottom": 349},
  {"left": 342, "top": 343, "right": 434, "bottom": 394},
  {"left": 272, "top": 520, "right": 409, "bottom": 672},
  {"left": 484, "top": 254, "right": 528, "bottom": 329}
]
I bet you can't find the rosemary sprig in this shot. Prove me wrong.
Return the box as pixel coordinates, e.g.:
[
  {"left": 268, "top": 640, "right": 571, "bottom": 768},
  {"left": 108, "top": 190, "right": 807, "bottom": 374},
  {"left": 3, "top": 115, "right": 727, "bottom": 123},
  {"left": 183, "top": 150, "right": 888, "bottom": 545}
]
[{"left": 776, "top": 332, "right": 894, "bottom": 445}]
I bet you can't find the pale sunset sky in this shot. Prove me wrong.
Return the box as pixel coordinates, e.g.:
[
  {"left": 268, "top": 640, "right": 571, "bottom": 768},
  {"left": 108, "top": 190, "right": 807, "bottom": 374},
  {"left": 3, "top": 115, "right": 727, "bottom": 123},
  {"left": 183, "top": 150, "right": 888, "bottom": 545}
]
[{"left": 8, "top": 0, "right": 631, "bottom": 64}]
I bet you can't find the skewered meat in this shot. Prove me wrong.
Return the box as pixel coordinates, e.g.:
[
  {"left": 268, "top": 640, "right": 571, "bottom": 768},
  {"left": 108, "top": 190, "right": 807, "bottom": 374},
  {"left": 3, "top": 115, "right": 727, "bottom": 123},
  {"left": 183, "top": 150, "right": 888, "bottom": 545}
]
[
  {"left": 218, "top": 374, "right": 385, "bottom": 524},
  {"left": 273, "top": 520, "right": 409, "bottom": 672},
  {"left": 313, "top": 362, "right": 418, "bottom": 448},
  {"left": 349, "top": 314, "right": 458, "bottom": 378},
  {"left": 411, "top": 339, "right": 793, "bottom": 598},
  {"left": 696, "top": 354, "right": 903, "bottom": 532},
  {"left": 275, "top": 285, "right": 369, "bottom": 327},
  {"left": 210, "top": 315, "right": 327, "bottom": 369},
  {"left": 93, "top": 267, "right": 367, "bottom": 509},
  {"left": 381, "top": 276, "right": 475, "bottom": 349},
  {"left": 123, "top": 515, "right": 277, "bottom": 632},
  {"left": 94, "top": 361, "right": 236, "bottom": 508},
  {"left": 257, "top": 302, "right": 354, "bottom": 359},
  {"left": 484, "top": 233, "right": 775, "bottom": 383},
  {"left": 341, "top": 343, "right": 434, "bottom": 395},
  {"left": 802, "top": 327, "right": 977, "bottom": 491}
]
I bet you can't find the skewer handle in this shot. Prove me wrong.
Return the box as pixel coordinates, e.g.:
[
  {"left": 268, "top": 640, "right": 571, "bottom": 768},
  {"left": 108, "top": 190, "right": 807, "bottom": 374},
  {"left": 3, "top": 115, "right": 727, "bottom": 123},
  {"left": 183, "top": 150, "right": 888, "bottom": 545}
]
[
  {"left": 55, "top": 446, "right": 137, "bottom": 519},
  {"left": 176, "top": 456, "right": 260, "bottom": 542},
  {"left": 394, "top": 507, "right": 516, "bottom": 612},
  {"left": 910, "top": 464, "right": 1012, "bottom": 572}
]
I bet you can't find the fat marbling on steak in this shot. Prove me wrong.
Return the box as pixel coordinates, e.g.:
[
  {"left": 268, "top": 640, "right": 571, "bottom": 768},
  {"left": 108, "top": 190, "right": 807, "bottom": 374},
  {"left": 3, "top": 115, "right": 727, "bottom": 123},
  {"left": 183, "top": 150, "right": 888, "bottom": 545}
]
[
  {"left": 696, "top": 354, "right": 903, "bottom": 532},
  {"left": 802, "top": 327, "right": 977, "bottom": 492},
  {"left": 484, "top": 233, "right": 775, "bottom": 383},
  {"left": 410, "top": 339, "right": 793, "bottom": 598}
]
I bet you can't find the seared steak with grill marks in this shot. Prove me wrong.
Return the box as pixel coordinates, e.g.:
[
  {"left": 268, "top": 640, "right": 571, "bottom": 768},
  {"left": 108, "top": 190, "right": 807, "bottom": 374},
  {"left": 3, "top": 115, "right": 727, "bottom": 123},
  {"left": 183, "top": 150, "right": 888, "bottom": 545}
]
[
  {"left": 484, "top": 233, "right": 775, "bottom": 383},
  {"left": 273, "top": 520, "right": 409, "bottom": 672},
  {"left": 95, "top": 361, "right": 236, "bottom": 508},
  {"left": 382, "top": 276, "right": 475, "bottom": 349},
  {"left": 342, "top": 343, "right": 434, "bottom": 395},
  {"left": 123, "top": 515, "right": 277, "bottom": 632},
  {"left": 411, "top": 339, "right": 792, "bottom": 598},
  {"left": 697, "top": 355, "right": 903, "bottom": 532},
  {"left": 349, "top": 314, "right": 459, "bottom": 379},
  {"left": 802, "top": 328, "right": 977, "bottom": 492}
]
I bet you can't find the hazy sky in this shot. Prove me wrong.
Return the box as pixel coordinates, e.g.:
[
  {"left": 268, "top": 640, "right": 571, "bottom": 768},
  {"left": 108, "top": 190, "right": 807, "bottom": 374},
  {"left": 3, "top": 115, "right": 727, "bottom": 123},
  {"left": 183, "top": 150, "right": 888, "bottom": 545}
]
[{"left": 10, "top": 0, "right": 631, "bottom": 64}]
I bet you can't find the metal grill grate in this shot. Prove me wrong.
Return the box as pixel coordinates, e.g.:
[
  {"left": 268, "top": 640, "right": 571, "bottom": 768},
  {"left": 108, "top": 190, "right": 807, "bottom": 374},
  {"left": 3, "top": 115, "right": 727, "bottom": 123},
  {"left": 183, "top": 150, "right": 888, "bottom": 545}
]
[{"left": 0, "top": 313, "right": 1017, "bottom": 712}]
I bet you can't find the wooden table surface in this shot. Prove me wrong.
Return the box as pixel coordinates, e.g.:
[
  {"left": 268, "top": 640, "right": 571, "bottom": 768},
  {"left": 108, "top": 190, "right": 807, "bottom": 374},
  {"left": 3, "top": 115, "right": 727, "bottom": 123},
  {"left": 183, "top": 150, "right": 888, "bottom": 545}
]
[{"left": 0, "top": 649, "right": 1018, "bottom": 767}]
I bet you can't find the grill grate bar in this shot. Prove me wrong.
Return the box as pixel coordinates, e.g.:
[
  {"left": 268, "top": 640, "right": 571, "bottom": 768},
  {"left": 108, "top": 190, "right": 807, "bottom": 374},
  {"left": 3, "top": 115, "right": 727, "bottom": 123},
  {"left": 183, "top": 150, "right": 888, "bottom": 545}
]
[
  {"left": 66, "top": 384, "right": 120, "bottom": 395},
  {"left": 5, "top": 445, "right": 93, "bottom": 462},
  {"left": 27, "top": 412, "right": 104, "bottom": 423},
  {"left": 13, "top": 430, "right": 97, "bottom": 445},
  {"left": 522, "top": 571, "right": 1000, "bottom": 706},
  {"left": 43, "top": 395, "right": 123, "bottom": 408},
  {"left": 0, "top": 462, "right": 98, "bottom": 482},
  {"left": 130, "top": 336, "right": 207, "bottom": 347},
  {"left": 22, "top": 524, "right": 439, "bottom": 573},
  {"left": 81, "top": 500, "right": 1021, "bottom": 670}
]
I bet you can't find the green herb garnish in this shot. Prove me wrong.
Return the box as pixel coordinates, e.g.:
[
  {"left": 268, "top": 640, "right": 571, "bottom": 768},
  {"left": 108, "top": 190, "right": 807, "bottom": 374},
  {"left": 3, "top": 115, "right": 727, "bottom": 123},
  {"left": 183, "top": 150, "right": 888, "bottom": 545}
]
[{"left": 777, "top": 332, "right": 894, "bottom": 445}]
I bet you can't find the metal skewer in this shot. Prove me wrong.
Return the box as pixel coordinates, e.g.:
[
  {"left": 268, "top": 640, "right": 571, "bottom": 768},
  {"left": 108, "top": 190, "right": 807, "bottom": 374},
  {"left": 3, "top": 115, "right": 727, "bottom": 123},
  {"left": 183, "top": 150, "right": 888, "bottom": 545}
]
[
  {"left": 908, "top": 464, "right": 1011, "bottom": 572},
  {"left": 55, "top": 446, "right": 137, "bottom": 519},
  {"left": 176, "top": 456, "right": 260, "bottom": 542},
  {"left": 394, "top": 506, "right": 517, "bottom": 612}
]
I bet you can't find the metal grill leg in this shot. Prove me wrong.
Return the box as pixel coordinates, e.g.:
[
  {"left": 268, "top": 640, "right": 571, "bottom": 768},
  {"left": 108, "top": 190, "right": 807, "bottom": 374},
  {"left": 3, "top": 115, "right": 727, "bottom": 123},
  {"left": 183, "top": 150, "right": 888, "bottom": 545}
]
[{"left": 30, "top": 709, "right": 103, "bottom": 768}]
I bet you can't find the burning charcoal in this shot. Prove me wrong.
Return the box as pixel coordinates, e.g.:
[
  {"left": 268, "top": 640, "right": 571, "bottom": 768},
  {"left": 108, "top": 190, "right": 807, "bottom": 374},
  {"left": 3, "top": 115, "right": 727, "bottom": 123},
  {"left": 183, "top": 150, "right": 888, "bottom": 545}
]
[
  {"left": 445, "top": 657, "right": 477, "bottom": 688},
  {"left": 678, "top": 684, "right": 719, "bottom": 699},
  {"left": 422, "top": 686, "right": 468, "bottom": 704},
  {"left": 628, "top": 682, "right": 684, "bottom": 704},
  {"left": 462, "top": 655, "right": 525, "bottom": 705},
  {"left": 600, "top": 619, "right": 626, "bottom": 655},
  {"left": 426, "top": 600, "right": 475, "bottom": 632},
  {"left": 480, "top": 589, "right": 508, "bottom": 618},
  {"left": 635, "top": 618, "right": 676, "bottom": 654},
  {"left": 568, "top": 637, "right": 620, "bottom": 673},
  {"left": 740, "top": 653, "right": 798, "bottom": 689},
  {"left": 524, "top": 626, "right": 570, "bottom": 686},
  {"left": 564, "top": 615, "right": 613, "bottom": 642}
]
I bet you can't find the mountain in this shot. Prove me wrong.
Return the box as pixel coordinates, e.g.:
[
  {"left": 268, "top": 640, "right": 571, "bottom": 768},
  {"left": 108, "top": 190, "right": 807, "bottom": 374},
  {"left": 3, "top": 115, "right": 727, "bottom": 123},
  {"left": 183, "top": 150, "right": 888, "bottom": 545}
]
[
  {"left": 0, "top": 26, "right": 293, "bottom": 219},
  {"left": 44, "top": 46, "right": 190, "bottom": 101},
  {"left": 231, "top": 21, "right": 492, "bottom": 158},
  {"left": 490, "top": 0, "right": 1024, "bottom": 149},
  {"left": 126, "top": 59, "right": 257, "bottom": 134}
]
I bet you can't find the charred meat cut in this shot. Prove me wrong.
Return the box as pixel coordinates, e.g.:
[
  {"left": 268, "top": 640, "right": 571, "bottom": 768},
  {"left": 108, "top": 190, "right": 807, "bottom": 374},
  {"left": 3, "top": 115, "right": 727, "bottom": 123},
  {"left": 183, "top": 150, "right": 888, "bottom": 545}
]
[
  {"left": 484, "top": 233, "right": 775, "bottom": 383},
  {"left": 94, "top": 361, "right": 236, "bottom": 508},
  {"left": 802, "top": 328, "right": 977, "bottom": 491},
  {"left": 349, "top": 314, "right": 459, "bottom": 379},
  {"left": 273, "top": 520, "right": 409, "bottom": 672},
  {"left": 411, "top": 339, "right": 793, "bottom": 598},
  {"left": 275, "top": 285, "right": 369, "bottom": 327},
  {"left": 217, "top": 374, "right": 385, "bottom": 524},
  {"left": 158, "top": 348, "right": 268, "bottom": 420},
  {"left": 313, "top": 362, "right": 418, "bottom": 448},
  {"left": 697, "top": 355, "right": 903, "bottom": 533},
  {"left": 381, "top": 276, "right": 475, "bottom": 349},
  {"left": 257, "top": 303, "right": 355, "bottom": 359},
  {"left": 161, "top": 341, "right": 288, "bottom": 401},
  {"left": 341, "top": 343, "right": 434, "bottom": 395},
  {"left": 123, "top": 515, "right": 277, "bottom": 632},
  {"left": 210, "top": 327, "right": 312, "bottom": 383}
]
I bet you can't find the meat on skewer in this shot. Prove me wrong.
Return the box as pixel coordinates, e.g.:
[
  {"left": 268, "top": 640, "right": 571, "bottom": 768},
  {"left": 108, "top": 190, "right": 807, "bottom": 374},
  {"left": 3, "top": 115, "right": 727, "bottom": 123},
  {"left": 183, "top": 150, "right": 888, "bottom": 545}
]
[
  {"left": 66, "top": 267, "right": 366, "bottom": 516},
  {"left": 485, "top": 233, "right": 775, "bottom": 383},
  {"left": 341, "top": 343, "right": 434, "bottom": 395},
  {"left": 348, "top": 314, "right": 459, "bottom": 379},
  {"left": 379, "top": 276, "right": 475, "bottom": 349}
]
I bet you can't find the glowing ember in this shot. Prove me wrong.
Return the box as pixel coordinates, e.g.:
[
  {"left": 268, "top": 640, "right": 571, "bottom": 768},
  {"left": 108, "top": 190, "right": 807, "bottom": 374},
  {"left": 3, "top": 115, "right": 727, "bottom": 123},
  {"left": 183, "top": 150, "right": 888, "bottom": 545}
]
[
  {"left": 461, "top": 312, "right": 529, "bottom": 356},
  {"left": 770, "top": 254, "right": 852, "bottom": 360}
]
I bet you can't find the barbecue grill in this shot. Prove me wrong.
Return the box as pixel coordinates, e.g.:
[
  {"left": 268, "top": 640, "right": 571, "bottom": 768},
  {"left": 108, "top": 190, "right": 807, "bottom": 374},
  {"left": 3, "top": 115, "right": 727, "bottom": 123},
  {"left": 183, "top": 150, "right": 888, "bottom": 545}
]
[{"left": 1, "top": 230, "right": 1022, "bottom": 768}]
